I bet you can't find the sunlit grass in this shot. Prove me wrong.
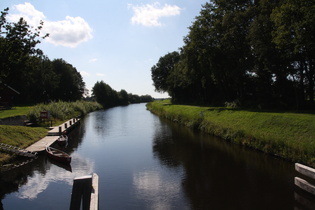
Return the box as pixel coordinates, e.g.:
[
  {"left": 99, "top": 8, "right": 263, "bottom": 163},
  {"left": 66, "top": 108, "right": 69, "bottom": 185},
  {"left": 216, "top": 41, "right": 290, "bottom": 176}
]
[
  {"left": 147, "top": 100, "right": 315, "bottom": 167},
  {"left": 0, "top": 100, "right": 102, "bottom": 163},
  {"left": 0, "top": 125, "right": 48, "bottom": 163},
  {"left": 0, "top": 106, "right": 32, "bottom": 119}
]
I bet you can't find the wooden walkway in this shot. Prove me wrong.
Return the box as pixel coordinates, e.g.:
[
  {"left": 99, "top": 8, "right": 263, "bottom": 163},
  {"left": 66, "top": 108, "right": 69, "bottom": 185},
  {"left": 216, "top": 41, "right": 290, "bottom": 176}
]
[{"left": 26, "top": 118, "right": 80, "bottom": 153}]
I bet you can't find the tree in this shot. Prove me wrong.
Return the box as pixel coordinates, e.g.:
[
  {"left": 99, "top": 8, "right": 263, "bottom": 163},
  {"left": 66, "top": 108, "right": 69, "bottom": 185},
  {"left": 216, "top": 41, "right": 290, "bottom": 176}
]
[
  {"left": 0, "top": 7, "right": 48, "bottom": 103},
  {"left": 118, "top": 89, "right": 129, "bottom": 105},
  {"left": 271, "top": 0, "right": 315, "bottom": 108},
  {"left": 151, "top": 51, "right": 180, "bottom": 93},
  {"left": 51, "top": 59, "right": 85, "bottom": 101},
  {"left": 92, "top": 81, "right": 118, "bottom": 108}
]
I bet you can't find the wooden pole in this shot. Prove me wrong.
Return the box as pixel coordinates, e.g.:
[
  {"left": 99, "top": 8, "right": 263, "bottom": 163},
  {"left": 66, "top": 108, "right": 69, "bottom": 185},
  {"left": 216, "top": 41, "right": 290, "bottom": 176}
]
[
  {"left": 69, "top": 173, "right": 99, "bottom": 210},
  {"left": 295, "top": 163, "right": 315, "bottom": 196},
  {"left": 295, "top": 163, "right": 315, "bottom": 179}
]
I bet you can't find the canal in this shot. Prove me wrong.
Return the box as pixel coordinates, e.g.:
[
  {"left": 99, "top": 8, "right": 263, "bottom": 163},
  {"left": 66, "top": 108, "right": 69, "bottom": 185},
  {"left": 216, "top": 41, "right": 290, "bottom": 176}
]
[{"left": 0, "top": 103, "right": 313, "bottom": 209}]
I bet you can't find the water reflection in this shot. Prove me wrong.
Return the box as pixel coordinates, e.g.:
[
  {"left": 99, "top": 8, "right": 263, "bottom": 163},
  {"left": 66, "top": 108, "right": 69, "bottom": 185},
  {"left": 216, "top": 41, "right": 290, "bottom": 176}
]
[
  {"left": 0, "top": 124, "right": 94, "bottom": 209},
  {"left": 152, "top": 118, "right": 297, "bottom": 210},
  {"left": 1, "top": 104, "right": 311, "bottom": 209},
  {"left": 133, "top": 169, "right": 186, "bottom": 210},
  {"left": 15, "top": 154, "right": 94, "bottom": 200}
]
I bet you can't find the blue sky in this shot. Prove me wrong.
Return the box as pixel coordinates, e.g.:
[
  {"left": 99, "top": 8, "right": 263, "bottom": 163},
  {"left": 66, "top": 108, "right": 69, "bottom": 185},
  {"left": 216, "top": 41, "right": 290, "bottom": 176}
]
[{"left": 1, "top": 0, "right": 208, "bottom": 98}]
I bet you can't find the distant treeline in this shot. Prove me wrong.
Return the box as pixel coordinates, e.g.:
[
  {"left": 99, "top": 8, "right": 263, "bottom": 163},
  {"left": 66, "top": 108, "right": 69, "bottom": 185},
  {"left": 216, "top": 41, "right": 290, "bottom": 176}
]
[
  {"left": 0, "top": 8, "right": 153, "bottom": 106},
  {"left": 151, "top": 0, "right": 314, "bottom": 110},
  {"left": 92, "top": 81, "right": 153, "bottom": 108}
]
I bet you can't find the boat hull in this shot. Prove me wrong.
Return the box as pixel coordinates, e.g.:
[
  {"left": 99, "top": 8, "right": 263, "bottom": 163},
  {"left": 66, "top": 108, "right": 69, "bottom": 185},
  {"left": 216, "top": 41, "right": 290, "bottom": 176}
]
[{"left": 46, "top": 147, "right": 71, "bottom": 164}]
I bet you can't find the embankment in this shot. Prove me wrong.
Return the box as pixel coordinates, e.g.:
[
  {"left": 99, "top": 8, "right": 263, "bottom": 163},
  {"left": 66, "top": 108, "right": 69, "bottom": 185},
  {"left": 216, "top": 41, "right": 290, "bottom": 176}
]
[{"left": 146, "top": 100, "right": 315, "bottom": 167}]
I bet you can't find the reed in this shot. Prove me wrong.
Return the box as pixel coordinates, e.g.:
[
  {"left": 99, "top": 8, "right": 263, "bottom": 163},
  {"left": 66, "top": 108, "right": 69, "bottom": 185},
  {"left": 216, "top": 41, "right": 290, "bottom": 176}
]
[
  {"left": 147, "top": 100, "right": 315, "bottom": 167},
  {"left": 27, "top": 101, "right": 102, "bottom": 124}
]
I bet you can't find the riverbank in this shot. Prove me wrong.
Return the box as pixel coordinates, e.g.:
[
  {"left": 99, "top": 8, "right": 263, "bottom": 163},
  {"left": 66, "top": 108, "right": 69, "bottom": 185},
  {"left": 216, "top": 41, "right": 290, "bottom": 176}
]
[
  {"left": 0, "top": 101, "right": 102, "bottom": 164},
  {"left": 146, "top": 100, "right": 315, "bottom": 167},
  {"left": 0, "top": 125, "right": 48, "bottom": 163}
]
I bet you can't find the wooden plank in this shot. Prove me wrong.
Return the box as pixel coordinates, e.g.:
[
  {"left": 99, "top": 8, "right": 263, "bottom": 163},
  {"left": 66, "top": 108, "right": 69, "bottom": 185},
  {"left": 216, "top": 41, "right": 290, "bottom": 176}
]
[
  {"left": 90, "top": 173, "right": 99, "bottom": 210},
  {"left": 26, "top": 118, "right": 81, "bottom": 152},
  {"left": 70, "top": 175, "right": 93, "bottom": 210},
  {"left": 295, "top": 177, "right": 315, "bottom": 196},
  {"left": 48, "top": 118, "right": 80, "bottom": 136},
  {"left": 26, "top": 136, "right": 59, "bottom": 152},
  {"left": 295, "top": 163, "right": 315, "bottom": 180}
]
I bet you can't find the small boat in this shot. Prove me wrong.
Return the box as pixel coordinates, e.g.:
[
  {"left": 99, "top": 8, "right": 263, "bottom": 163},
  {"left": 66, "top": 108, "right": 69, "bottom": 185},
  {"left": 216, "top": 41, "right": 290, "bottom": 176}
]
[
  {"left": 57, "top": 134, "right": 68, "bottom": 146},
  {"left": 46, "top": 146, "right": 71, "bottom": 164}
]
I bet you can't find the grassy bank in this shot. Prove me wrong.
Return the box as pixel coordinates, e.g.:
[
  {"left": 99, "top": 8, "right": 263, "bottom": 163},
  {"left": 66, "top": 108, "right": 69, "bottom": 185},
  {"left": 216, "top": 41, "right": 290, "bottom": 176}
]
[
  {"left": 0, "top": 125, "right": 48, "bottom": 163},
  {"left": 0, "top": 106, "right": 32, "bottom": 119},
  {"left": 0, "top": 101, "right": 102, "bottom": 164},
  {"left": 146, "top": 100, "right": 315, "bottom": 167}
]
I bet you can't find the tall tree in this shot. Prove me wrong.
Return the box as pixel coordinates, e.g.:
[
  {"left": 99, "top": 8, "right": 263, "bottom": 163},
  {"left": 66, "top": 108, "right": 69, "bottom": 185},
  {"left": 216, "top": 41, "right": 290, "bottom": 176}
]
[
  {"left": 51, "top": 59, "right": 85, "bottom": 101},
  {"left": 0, "top": 8, "right": 48, "bottom": 103},
  {"left": 151, "top": 51, "right": 180, "bottom": 94},
  {"left": 271, "top": 0, "right": 315, "bottom": 107}
]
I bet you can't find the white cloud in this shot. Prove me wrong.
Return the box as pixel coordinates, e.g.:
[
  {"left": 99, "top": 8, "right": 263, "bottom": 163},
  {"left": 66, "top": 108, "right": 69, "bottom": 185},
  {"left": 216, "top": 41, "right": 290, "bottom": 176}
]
[
  {"left": 80, "top": 71, "right": 90, "bottom": 76},
  {"left": 8, "top": 3, "right": 93, "bottom": 48},
  {"left": 129, "top": 2, "right": 181, "bottom": 26},
  {"left": 96, "top": 73, "right": 105, "bottom": 77},
  {"left": 9, "top": 2, "right": 45, "bottom": 25}
]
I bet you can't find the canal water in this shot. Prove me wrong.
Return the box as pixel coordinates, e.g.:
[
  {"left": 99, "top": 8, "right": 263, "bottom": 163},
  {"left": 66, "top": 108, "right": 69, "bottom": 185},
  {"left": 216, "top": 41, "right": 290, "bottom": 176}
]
[{"left": 0, "top": 103, "right": 313, "bottom": 209}]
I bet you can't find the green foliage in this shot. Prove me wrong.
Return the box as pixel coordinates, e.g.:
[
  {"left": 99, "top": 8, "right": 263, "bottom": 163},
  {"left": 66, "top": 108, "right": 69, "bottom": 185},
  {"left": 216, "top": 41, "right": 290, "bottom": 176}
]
[
  {"left": 147, "top": 100, "right": 315, "bottom": 167},
  {"left": 151, "top": 51, "right": 180, "bottom": 93},
  {"left": 151, "top": 1, "right": 315, "bottom": 110},
  {"left": 0, "top": 8, "right": 86, "bottom": 105},
  {"left": 27, "top": 101, "right": 102, "bottom": 123},
  {"left": 92, "top": 80, "right": 154, "bottom": 107}
]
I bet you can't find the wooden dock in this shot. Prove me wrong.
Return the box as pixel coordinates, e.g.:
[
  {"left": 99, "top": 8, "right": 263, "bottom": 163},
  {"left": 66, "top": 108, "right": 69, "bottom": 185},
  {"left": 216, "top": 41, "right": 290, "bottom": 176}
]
[
  {"left": 26, "top": 118, "right": 80, "bottom": 153},
  {"left": 48, "top": 118, "right": 80, "bottom": 136}
]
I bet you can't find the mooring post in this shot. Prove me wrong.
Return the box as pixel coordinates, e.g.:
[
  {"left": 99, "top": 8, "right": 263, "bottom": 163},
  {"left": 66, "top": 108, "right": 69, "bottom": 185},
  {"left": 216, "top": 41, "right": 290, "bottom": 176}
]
[
  {"left": 59, "top": 126, "right": 62, "bottom": 135},
  {"left": 70, "top": 175, "right": 92, "bottom": 210},
  {"left": 295, "top": 163, "right": 315, "bottom": 196},
  {"left": 69, "top": 173, "right": 99, "bottom": 210}
]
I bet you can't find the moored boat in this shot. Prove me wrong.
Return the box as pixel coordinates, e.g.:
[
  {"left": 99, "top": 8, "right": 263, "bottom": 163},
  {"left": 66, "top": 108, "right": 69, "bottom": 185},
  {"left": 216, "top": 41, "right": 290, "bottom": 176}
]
[
  {"left": 46, "top": 146, "right": 71, "bottom": 164},
  {"left": 57, "top": 134, "right": 68, "bottom": 146}
]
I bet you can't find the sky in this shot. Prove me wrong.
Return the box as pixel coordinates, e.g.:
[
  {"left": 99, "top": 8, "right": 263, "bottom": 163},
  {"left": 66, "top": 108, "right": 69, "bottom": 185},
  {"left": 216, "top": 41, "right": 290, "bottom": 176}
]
[{"left": 1, "top": 0, "right": 208, "bottom": 98}]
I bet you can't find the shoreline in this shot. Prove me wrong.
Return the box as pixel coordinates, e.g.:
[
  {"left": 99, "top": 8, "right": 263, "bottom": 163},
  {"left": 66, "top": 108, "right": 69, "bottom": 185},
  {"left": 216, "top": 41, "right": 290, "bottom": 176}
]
[{"left": 146, "top": 100, "right": 315, "bottom": 167}]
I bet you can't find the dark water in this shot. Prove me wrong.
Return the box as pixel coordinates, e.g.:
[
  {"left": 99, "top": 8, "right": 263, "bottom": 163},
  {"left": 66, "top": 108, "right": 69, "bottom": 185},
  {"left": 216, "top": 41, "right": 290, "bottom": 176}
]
[{"left": 1, "top": 103, "right": 314, "bottom": 209}]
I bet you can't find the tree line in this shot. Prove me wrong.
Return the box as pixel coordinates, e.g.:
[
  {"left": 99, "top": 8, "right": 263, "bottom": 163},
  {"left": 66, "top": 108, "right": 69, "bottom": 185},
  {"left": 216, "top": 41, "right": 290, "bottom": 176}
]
[
  {"left": 151, "top": 0, "right": 315, "bottom": 110},
  {"left": 92, "top": 81, "right": 153, "bottom": 108},
  {"left": 0, "top": 8, "right": 153, "bottom": 106}
]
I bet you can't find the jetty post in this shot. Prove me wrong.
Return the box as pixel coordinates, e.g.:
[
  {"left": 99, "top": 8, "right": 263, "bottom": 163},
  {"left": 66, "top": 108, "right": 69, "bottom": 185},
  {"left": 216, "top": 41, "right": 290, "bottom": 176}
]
[
  {"left": 295, "top": 163, "right": 315, "bottom": 195},
  {"left": 70, "top": 173, "right": 99, "bottom": 210}
]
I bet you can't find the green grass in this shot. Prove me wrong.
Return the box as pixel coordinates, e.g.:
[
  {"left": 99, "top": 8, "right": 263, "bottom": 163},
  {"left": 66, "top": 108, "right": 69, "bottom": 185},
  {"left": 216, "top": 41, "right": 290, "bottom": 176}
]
[
  {"left": 147, "top": 100, "right": 315, "bottom": 167},
  {"left": 0, "top": 100, "right": 103, "bottom": 164},
  {"left": 0, "top": 125, "right": 48, "bottom": 163},
  {"left": 0, "top": 106, "right": 32, "bottom": 119}
]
